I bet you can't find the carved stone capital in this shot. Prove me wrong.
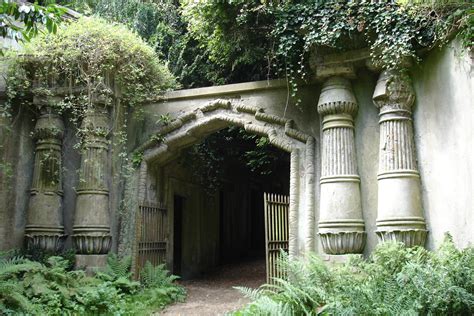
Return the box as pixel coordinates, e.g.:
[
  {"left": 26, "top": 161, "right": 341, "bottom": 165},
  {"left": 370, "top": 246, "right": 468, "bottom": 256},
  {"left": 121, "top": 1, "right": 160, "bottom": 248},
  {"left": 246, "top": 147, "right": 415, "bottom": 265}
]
[
  {"left": 317, "top": 77, "right": 358, "bottom": 116},
  {"left": 33, "top": 108, "right": 65, "bottom": 142},
  {"left": 373, "top": 70, "right": 415, "bottom": 112},
  {"left": 81, "top": 107, "right": 110, "bottom": 141}
]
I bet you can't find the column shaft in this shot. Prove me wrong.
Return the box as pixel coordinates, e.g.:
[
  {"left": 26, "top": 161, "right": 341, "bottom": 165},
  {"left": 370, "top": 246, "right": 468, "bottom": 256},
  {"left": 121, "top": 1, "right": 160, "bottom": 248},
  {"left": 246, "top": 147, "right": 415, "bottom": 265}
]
[
  {"left": 373, "top": 71, "right": 427, "bottom": 246},
  {"left": 317, "top": 77, "right": 366, "bottom": 254},
  {"left": 73, "top": 105, "right": 112, "bottom": 254},
  {"left": 25, "top": 100, "right": 66, "bottom": 252}
]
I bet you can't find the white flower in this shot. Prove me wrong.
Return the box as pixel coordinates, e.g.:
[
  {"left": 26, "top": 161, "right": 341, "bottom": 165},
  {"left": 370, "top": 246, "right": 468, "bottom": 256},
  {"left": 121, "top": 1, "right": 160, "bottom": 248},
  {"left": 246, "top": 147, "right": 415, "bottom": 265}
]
[{"left": 18, "top": 4, "right": 31, "bottom": 14}]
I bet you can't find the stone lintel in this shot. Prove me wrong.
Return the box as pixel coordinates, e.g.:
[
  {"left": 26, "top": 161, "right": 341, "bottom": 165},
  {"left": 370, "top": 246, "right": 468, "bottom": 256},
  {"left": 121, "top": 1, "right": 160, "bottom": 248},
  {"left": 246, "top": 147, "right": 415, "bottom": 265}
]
[
  {"left": 311, "top": 48, "right": 370, "bottom": 80},
  {"left": 314, "top": 63, "right": 356, "bottom": 80}
]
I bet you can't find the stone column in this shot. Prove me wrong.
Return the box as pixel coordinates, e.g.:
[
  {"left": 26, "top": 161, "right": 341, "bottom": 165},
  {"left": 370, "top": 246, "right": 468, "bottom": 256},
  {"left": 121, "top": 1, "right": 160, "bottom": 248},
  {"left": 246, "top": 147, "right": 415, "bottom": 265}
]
[
  {"left": 25, "top": 98, "right": 66, "bottom": 252},
  {"left": 373, "top": 71, "right": 427, "bottom": 246},
  {"left": 73, "top": 101, "right": 112, "bottom": 268},
  {"left": 317, "top": 76, "right": 366, "bottom": 254}
]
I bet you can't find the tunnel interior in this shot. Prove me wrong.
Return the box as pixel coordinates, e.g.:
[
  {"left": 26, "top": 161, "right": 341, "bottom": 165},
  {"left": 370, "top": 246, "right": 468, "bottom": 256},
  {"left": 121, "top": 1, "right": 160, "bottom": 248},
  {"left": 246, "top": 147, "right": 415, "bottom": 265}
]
[{"left": 160, "top": 127, "right": 290, "bottom": 279}]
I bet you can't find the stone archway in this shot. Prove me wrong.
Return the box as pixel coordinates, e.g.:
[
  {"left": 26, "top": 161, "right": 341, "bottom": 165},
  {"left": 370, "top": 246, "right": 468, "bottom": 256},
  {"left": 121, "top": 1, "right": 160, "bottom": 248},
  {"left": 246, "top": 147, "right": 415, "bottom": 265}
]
[{"left": 126, "top": 99, "right": 317, "bottom": 272}]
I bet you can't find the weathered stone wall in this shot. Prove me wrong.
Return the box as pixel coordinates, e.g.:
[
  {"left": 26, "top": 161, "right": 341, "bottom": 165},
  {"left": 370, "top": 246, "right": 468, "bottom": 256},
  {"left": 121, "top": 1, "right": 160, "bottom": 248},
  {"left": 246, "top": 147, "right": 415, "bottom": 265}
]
[
  {"left": 412, "top": 40, "right": 473, "bottom": 249},
  {"left": 0, "top": 39, "right": 472, "bottom": 257}
]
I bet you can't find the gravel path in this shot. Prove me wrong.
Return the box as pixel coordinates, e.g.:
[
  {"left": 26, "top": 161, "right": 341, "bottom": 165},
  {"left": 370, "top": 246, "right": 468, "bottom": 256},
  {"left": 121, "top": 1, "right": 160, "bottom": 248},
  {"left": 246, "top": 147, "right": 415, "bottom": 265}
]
[{"left": 158, "top": 259, "right": 266, "bottom": 316}]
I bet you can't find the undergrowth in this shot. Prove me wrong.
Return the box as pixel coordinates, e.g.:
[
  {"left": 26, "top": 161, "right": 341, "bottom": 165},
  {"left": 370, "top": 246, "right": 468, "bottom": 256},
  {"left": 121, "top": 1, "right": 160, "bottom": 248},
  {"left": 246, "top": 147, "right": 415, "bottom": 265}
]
[
  {"left": 234, "top": 234, "right": 474, "bottom": 316},
  {"left": 0, "top": 252, "right": 185, "bottom": 315}
]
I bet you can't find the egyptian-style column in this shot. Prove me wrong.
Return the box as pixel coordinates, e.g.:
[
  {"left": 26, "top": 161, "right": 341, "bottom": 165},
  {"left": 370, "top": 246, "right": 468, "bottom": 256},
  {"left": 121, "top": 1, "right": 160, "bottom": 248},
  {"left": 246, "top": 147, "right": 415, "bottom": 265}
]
[
  {"left": 317, "top": 76, "right": 366, "bottom": 254},
  {"left": 73, "top": 97, "right": 112, "bottom": 265},
  {"left": 25, "top": 96, "right": 66, "bottom": 252},
  {"left": 373, "top": 70, "right": 427, "bottom": 246}
]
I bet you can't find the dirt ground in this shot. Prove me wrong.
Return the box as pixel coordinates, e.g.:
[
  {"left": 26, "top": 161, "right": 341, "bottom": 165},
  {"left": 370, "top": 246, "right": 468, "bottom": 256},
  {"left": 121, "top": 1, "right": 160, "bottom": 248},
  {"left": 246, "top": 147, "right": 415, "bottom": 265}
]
[{"left": 158, "top": 259, "right": 266, "bottom": 316}]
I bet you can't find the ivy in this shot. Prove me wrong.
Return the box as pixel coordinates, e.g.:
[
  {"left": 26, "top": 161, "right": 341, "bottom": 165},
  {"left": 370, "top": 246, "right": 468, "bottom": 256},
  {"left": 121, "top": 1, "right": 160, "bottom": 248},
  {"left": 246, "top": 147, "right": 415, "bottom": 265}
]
[
  {"left": 178, "top": 1, "right": 471, "bottom": 101},
  {"left": 272, "top": 1, "right": 472, "bottom": 102}
]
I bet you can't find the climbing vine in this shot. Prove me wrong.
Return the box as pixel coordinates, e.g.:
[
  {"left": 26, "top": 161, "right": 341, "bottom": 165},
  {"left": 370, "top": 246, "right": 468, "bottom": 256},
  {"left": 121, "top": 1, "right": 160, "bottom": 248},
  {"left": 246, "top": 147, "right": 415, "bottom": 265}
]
[
  {"left": 273, "top": 1, "right": 472, "bottom": 97},
  {"left": 4, "top": 17, "right": 177, "bottom": 202},
  {"left": 182, "top": 1, "right": 472, "bottom": 102},
  {"left": 5, "top": 16, "right": 176, "bottom": 138}
]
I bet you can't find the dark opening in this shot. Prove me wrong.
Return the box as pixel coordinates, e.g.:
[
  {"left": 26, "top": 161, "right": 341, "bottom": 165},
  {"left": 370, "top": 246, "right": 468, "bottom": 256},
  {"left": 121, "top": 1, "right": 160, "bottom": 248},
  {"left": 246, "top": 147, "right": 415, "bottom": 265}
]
[
  {"left": 173, "top": 194, "right": 185, "bottom": 275},
  {"left": 167, "top": 126, "right": 290, "bottom": 280}
]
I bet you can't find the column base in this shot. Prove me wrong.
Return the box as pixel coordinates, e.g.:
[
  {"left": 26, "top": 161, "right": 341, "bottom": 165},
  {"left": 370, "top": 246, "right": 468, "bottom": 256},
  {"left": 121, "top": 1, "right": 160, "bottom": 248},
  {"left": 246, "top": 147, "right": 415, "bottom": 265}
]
[
  {"left": 73, "top": 234, "right": 112, "bottom": 254},
  {"left": 319, "top": 231, "right": 366, "bottom": 255},
  {"left": 376, "top": 229, "right": 427, "bottom": 247},
  {"left": 25, "top": 234, "right": 67, "bottom": 253},
  {"left": 75, "top": 254, "right": 108, "bottom": 275}
]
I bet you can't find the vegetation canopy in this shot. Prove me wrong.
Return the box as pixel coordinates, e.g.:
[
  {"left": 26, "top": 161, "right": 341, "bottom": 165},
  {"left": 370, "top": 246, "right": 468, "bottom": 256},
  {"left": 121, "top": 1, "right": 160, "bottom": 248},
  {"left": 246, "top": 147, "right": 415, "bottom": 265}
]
[{"left": 5, "top": 16, "right": 176, "bottom": 120}]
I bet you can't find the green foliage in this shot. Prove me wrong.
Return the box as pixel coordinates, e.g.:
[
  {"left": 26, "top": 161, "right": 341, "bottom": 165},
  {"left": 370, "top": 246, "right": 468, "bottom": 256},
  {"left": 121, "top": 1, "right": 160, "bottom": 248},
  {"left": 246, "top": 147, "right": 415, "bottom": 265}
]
[
  {"left": 0, "top": 1, "right": 65, "bottom": 49},
  {"left": 140, "top": 261, "right": 180, "bottom": 288},
  {"left": 271, "top": 1, "right": 472, "bottom": 102},
  {"left": 20, "top": 244, "right": 76, "bottom": 271},
  {"left": 5, "top": 16, "right": 176, "bottom": 134},
  {"left": 20, "top": 16, "right": 175, "bottom": 106},
  {"left": 136, "top": 262, "right": 186, "bottom": 311},
  {"left": 181, "top": 1, "right": 275, "bottom": 84},
  {"left": 234, "top": 234, "right": 474, "bottom": 316},
  {"left": 0, "top": 252, "right": 185, "bottom": 315},
  {"left": 181, "top": 126, "right": 287, "bottom": 193}
]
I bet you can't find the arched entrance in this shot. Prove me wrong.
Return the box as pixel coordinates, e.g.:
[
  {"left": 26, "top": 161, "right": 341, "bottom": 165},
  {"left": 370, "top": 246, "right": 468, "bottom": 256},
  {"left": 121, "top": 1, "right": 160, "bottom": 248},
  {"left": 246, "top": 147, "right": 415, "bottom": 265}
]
[
  {"left": 161, "top": 126, "right": 291, "bottom": 279},
  {"left": 129, "top": 99, "right": 316, "bottom": 279}
]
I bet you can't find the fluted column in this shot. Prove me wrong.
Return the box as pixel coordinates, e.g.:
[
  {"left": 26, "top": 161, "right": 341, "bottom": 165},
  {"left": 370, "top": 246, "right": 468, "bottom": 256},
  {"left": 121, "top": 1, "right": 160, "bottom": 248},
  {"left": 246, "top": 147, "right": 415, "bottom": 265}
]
[
  {"left": 317, "top": 77, "right": 366, "bottom": 254},
  {"left": 25, "top": 98, "right": 66, "bottom": 252},
  {"left": 373, "top": 71, "right": 427, "bottom": 246},
  {"left": 73, "top": 102, "right": 112, "bottom": 255}
]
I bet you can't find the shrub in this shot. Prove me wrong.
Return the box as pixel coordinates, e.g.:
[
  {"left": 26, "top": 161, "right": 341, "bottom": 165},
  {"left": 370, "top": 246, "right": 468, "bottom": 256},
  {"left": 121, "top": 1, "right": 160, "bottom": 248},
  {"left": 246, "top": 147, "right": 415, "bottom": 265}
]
[{"left": 235, "top": 234, "right": 474, "bottom": 316}]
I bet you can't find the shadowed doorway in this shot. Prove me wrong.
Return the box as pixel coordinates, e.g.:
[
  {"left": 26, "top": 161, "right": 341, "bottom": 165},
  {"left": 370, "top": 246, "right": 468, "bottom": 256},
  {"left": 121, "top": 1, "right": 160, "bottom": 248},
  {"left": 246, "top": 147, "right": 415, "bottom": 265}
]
[{"left": 163, "top": 127, "right": 290, "bottom": 280}]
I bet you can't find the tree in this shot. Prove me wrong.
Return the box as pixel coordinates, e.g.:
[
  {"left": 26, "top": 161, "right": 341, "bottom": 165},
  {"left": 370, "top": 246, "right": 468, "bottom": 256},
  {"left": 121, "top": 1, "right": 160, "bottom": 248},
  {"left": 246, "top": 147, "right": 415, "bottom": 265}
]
[{"left": 0, "top": 1, "right": 65, "bottom": 49}]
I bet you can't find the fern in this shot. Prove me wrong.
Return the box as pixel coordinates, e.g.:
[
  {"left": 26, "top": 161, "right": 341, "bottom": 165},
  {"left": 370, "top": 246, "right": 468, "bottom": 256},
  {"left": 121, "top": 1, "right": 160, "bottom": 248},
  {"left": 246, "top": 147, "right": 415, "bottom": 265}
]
[
  {"left": 233, "top": 234, "right": 474, "bottom": 316},
  {"left": 0, "top": 253, "right": 185, "bottom": 315},
  {"left": 139, "top": 261, "right": 180, "bottom": 289},
  {"left": 233, "top": 286, "right": 263, "bottom": 301},
  {"left": 102, "top": 254, "right": 132, "bottom": 279}
]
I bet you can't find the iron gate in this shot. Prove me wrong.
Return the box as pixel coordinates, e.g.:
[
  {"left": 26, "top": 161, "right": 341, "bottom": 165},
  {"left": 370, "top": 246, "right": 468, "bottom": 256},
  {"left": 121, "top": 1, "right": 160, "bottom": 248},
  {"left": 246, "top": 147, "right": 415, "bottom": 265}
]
[
  {"left": 264, "top": 193, "right": 289, "bottom": 285},
  {"left": 135, "top": 202, "right": 167, "bottom": 276}
]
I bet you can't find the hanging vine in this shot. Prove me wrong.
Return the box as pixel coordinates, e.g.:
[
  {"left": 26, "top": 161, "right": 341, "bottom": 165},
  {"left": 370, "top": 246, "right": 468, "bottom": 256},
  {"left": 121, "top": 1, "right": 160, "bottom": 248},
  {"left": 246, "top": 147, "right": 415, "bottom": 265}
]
[{"left": 271, "top": 1, "right": 472, "bottom": 102}]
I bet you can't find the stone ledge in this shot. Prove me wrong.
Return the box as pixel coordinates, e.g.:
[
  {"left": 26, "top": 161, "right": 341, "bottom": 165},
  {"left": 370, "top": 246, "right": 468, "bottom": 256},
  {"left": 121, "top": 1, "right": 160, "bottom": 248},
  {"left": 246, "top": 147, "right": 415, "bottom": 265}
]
[{"left": 75, "top": 254, "right": 108, "bottom": 275}]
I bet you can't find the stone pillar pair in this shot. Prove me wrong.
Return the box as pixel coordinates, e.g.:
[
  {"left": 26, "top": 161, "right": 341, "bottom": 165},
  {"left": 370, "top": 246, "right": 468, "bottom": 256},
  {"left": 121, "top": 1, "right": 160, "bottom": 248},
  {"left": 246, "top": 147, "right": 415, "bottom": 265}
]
[
  {"left": 317, "top": 69, "right": 427, "bottom": 255},
  {"left": 25, "top": 93, "right": 112, "bottom": 266}
]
